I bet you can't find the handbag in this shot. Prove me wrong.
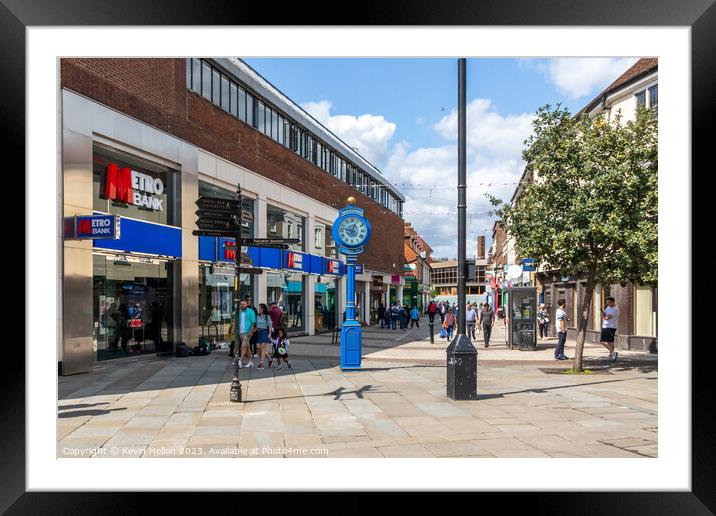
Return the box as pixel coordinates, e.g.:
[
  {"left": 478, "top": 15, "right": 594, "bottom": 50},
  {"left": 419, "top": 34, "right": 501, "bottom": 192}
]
[{"left": 439, "top": 328, "right": 447, "bottom": 339}]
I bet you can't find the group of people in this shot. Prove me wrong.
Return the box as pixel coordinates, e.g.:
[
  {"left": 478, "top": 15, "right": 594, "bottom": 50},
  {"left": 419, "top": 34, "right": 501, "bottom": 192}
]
[
  {"left": 426, "top": 300, "right": 497, "bottom": 347},
  {"left": 552, "top": 296, "right": 621, "bottom": 362},
  {"left": 377, "top": 302, "right": 422, "bottom": 331},
  {"left": 228, "top": 295, "right": 292, "bottom": 370}
]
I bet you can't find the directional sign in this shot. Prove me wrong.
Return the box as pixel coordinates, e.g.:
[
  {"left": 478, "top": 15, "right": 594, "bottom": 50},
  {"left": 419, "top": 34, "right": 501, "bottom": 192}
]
[
  {"left": 195, "top": 196, "right": 242, "bottom": 212},
  {"left": 242, "top": 238, "right": 300, "bottom": 246},
  {"left": 193, "top": 229, "right": 239, "bottom": 238},
  {"left": 196, "top": 218, "right": 240, "bottom": 231},
  {"left": 195, "top": 209, "right": 241, "bottom": 220},
  {"left": 248, "top": 243, "right": 290, "bottom": 250}
]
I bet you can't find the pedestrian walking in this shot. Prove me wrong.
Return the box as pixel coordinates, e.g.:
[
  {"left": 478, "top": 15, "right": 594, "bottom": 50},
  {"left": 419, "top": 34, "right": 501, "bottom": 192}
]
[
  {"left": 244, "top": 295, "right": 259, "bottom": 357},
  {"left": 442, "top": 308, "right": 457, "bottom": 340},
  {"left": 476, "top": 303, "right": 483, "bottom": 335},
  {"left": 383, "top": 306, "right": 392, "bottom": 330},
  {"left": 255, "top": 303, "right": 274, "bottom": 370},
  {"left": 269, "top": 302, "right": 283, "bottom": 340},
  {"left": 554, "top": 299, "right": 569, "bottom": 360},
  {"left": 272, "top": 326, "right": 292, "bottom": 370},
  {"left": 409, "top": 305, "right": 420, "bottom": 328},
  {"left": 427, "top": 300, "right": 437, "bottom": 324},
  {"left": 227, "top": 309, "right": 237, "bottom": 358},
  {"left": 390, "top": 302, "right": 400, "bottom": 330},
  {"left": 537, "top": 303, "right": 550, "bottom": 339},
  {"left": 465, "top": 303, "right": 477, "bottom": 340},
  {"left": 235, "top": 299, "right": 257, "bottom": 368},
  {"left": 378, "top": 303, "right": 386, "bottom": 328},
  {"left": 599, "top": 297, "right": 621, "bottom": 362},
  {"left": 481, "top": 303, "right": 495, "bottom": 348},
  {"left": 399, "top": 305, "right": 408, "bottom": 331},
  {"left": 439, "top": 301, "right": 447, "bottom": 324}
]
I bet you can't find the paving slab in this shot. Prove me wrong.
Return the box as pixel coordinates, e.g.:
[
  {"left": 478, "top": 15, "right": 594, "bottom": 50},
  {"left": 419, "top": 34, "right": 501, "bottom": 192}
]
[{"left": 58, "top": 324, "right": 657, "bottom": 459}]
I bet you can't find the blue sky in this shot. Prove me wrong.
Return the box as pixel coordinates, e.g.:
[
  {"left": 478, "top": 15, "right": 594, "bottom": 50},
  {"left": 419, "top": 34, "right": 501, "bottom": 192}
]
[{"left": 244, "top": 57, "right": 639, "bottom": 258}]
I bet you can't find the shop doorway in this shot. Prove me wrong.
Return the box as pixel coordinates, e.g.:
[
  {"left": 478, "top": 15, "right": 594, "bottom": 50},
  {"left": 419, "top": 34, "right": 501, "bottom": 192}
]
[{"left": 93, "top": 254, "right": 174, "bottom": 361}]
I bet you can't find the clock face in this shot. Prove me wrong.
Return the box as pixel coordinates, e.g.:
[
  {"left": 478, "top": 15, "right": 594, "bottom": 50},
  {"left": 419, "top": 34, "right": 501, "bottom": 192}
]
[{"left": 338, "top": 216, "right": 369, "bottom": 247}]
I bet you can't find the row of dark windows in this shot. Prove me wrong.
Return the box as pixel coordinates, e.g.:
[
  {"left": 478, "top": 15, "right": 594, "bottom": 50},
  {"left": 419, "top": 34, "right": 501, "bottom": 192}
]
[{"left": 186, "top": 58, "right": 403, "bottom": 217}]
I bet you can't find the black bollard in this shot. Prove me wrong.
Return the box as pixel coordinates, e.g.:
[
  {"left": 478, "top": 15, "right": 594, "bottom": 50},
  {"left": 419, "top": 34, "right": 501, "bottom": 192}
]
[
  {"left": 230, "top": 353, "right": 242, "bottom": 402},
  {"left": 428, "top": 322, "right": 434, "bottom": 343}
]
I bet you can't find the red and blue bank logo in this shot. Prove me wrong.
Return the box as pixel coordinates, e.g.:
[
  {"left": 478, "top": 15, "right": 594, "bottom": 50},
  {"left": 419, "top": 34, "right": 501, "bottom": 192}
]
[
  {"left": 105, "top": 163, "right": 165, "bottom": 211},
  {"left": 75, "top": 215, "right": 119, "bottom": 240}
]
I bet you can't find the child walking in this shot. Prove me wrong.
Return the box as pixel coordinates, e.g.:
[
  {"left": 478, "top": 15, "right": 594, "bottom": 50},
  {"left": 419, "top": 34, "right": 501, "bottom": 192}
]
[{"left": 272, "top": 327, "right": 292, "bottom": 370}]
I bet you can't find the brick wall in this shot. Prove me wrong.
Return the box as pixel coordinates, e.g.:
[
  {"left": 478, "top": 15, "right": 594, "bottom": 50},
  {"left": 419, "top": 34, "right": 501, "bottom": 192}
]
[{"left": 60, "top": 58, "right": 404, "bottom": 275}]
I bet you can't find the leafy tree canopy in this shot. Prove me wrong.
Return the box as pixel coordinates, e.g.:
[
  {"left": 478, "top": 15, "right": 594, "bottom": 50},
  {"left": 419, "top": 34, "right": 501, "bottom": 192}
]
[{"left": 489, "top": 104, "right": 657, "bottom": 288}]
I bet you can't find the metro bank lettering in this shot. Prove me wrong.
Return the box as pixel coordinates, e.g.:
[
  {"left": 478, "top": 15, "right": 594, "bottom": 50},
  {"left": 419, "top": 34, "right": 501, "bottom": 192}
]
[
  {"left": 105, "top": 163, "right": 164, "bottom": 211},
  {"left": 287, "top": 252, "right": 303, "bottom": 270}
]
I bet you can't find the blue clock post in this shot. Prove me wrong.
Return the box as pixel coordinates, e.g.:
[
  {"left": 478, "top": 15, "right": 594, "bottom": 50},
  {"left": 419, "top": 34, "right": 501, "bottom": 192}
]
[{"left": 332, "top": 197, "right": 372, "bottom": 370}]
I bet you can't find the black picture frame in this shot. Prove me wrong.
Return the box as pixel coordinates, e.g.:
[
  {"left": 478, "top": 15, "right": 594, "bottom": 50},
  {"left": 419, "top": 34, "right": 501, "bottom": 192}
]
[{"left": 3, "top": 0, "right": 709, "bottom": 512}]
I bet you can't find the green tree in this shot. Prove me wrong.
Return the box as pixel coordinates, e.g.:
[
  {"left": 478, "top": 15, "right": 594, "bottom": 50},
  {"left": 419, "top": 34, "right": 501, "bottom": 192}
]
[{"left": 489, "top": 104, "right": 657, "bottom": 372}]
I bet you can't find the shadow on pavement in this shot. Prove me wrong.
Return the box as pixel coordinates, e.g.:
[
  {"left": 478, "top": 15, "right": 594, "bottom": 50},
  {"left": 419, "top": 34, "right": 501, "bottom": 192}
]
[
  {"left": 57, "top": 402, "right": 109, "bottom": 410},
  {"left": 58, "top": 407, "right": 127, "bottom": 419},
  {"left": 476, "top": 375, "right": 658, "bottom": 401}
]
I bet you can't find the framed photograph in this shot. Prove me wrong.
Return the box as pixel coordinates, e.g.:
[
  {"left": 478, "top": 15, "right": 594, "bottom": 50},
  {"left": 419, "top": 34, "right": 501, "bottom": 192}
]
[{"left": 4, "top": 0, "right": 709, "bottom": 511}]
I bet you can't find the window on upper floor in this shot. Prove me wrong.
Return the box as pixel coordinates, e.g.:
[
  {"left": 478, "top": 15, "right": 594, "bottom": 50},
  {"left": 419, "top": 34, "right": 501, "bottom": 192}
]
[
  {"left": 648, "top": 84, "right": 658, "bottom": 114},
  {"left": 635, "top": 90, "right": 647, "bottom": 109}
]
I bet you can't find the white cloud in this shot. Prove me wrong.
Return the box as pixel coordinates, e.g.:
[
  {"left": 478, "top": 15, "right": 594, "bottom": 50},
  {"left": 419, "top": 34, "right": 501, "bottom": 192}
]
[
  {"left": 433, "top": 99, "right": 534, "bottom": 159},
  {"left": 301, "top": 100, "right": 397, "bottom": 166},
  {"left": 384, "top": 100, "right": 532, "bottom": 260},
  {"left": 542, "top": 58, "right": 640, "bottom": 100}
]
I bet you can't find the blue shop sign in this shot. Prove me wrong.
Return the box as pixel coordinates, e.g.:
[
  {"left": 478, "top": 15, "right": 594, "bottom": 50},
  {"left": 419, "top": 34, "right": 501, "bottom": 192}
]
[
  {"left": 521, "top": 258, "right": 535, "bottom": 272},
  {"left": 69, "top": 214, "right": 120, "bottom": 240},
  {"left": 198, "top": 236, "right": 344, "bottom": 275},
  {"left": 94, "top": 214, "right": 181, "bottom": 258},
  {"left": 355, "top": 264, "right": 364, "bottom": 274}
]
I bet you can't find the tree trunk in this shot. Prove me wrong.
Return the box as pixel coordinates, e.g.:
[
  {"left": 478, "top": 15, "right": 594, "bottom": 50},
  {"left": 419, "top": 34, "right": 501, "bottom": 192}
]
[{"left": 572, "top": 273, "right": 596, "bottom": 373}]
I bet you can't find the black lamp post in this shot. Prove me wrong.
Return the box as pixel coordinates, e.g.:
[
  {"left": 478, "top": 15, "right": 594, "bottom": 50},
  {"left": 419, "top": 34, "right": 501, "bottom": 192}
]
[
  {"left": 446, "top": 58, "right": 478, "bottom": 400},
  {"left": 229, "top": 183, "right": 243, "bottom": 403}
]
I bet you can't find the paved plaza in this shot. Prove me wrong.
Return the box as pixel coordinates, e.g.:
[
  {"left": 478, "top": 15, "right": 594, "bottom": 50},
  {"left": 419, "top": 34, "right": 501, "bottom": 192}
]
[{"left": 58, "top": 319, "right": 658, "bottom": 458}]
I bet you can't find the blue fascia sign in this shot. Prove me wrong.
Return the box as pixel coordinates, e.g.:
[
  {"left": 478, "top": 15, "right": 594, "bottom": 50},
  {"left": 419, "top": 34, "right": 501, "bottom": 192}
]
[
  {"left": 66, "top": 214, "right": 120, "bottom": 240},
  {"left": 355, "top": 263, "right": 364, "bottom": 274},
  {"left": 521, "top": 258, "right": 535, "bottom": 272}
]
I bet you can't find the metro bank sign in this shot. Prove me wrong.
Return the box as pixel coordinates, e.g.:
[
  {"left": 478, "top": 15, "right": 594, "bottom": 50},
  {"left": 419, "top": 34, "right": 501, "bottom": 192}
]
[{"left": 105, "top": 163, "right": 165, "bottom": 211}]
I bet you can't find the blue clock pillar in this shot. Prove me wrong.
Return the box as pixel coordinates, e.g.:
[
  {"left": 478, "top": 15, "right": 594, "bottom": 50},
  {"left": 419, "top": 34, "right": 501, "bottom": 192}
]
[
  {"left": 332, "top": 197, "right": 372, "bottom": 371},
  {"left": 341, "top": 254, "right": 362, "bottom": 369}
]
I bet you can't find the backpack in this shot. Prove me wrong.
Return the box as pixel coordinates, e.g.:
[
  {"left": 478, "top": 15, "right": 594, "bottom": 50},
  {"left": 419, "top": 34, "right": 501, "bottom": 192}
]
[
  {"left": 176, "top": 343, "right": 192, "bottom": 357},
  {"left": 391, "top": 306, "right": 400, "bottom": 316}
]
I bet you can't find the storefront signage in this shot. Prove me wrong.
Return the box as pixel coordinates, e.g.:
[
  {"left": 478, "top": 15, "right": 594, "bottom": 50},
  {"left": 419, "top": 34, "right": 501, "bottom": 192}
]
[
  {"left": 373, "top": 276, "right": 384, "bottom": 287},
  {"left": 105, "top": 163, "right": 164, "bottom": 211},
  {"left": 211, "top": 263, "right": 235, "bottom": 276},
  {"left": 224, "top": 241, "right": 237, "bottom": 261},
  {"left": 67, "top": 214, "right": 120, "bottom": 240},
  {"left": 286, "top": 252, "right": 304, "bottom": 270},
  {"left": 355, "top": 264, "right": 364, "bottom": 274},
  {"left": 521, "top": 258, "right": 535, "bottom": 272},
  {"left": 391, "top": 275, "right": 401, "bottom": 284},
  {"left": 326, "top": 259, "right": 340, "bottom": 274}
]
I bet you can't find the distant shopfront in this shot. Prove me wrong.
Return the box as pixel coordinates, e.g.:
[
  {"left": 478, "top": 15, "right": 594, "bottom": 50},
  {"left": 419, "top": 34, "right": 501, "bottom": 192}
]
[{"left": 198, "top": 239, "right": 344, "bottom": 336}]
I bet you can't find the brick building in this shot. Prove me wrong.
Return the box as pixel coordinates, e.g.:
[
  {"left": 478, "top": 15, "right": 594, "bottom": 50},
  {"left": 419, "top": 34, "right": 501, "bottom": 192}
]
[
  {"left": 60, "top": 58, "right": 406, "bottom": 374},
  {"left": 402, "top": 223, "right": 433, "bottom": 312}
]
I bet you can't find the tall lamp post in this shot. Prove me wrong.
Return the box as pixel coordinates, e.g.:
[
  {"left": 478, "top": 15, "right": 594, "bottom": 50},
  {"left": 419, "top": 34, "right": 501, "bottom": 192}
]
[{"left": 446, "top": 58, "right": 478, "bottom": 400}]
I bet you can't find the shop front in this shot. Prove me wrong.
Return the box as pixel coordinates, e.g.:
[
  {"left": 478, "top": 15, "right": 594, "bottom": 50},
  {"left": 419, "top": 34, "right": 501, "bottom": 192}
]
[
  {"left": 314, "top": 258, "right": 340, "bottom": 332},
  {"left": 370, "top": 274, "right": 387, "bottom": 323},
  {"left": 89, "top": 145, "right": 182, "bottom": 362},
  {"left": 198, "top": 241, "right": 343, "bottom": 335}
]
